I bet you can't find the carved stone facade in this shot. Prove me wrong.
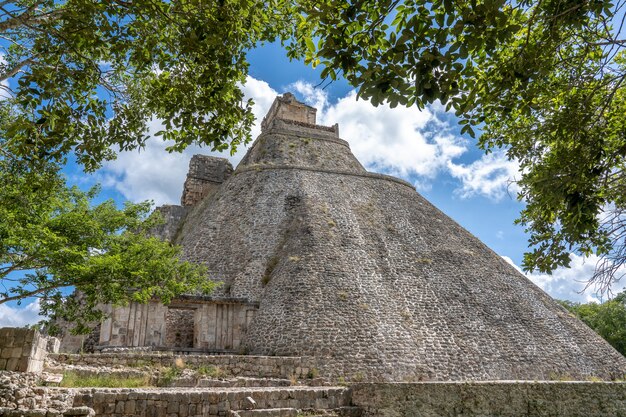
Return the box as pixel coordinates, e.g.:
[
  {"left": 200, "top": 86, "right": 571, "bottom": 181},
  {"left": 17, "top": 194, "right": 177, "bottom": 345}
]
[{"left": 97, "top": 297, "right": 258, "bottom": 352}]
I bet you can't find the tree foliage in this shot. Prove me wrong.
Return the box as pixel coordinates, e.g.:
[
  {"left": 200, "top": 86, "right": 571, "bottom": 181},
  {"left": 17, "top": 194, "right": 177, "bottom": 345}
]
[
  {"left": 288, "top": 0, "right": 626, "bottom": 291},
  {"left": 4, "top": 0, "right": 626, "bottom": 292},
  {"left": 0, "top": 0, "right": 296, "bottom": 171},
  {"left": 559, "top": 291, "right": 626, "bottom": 357},
  {"left": 0, "top": 152, "right": 215, "bottom": 332}
]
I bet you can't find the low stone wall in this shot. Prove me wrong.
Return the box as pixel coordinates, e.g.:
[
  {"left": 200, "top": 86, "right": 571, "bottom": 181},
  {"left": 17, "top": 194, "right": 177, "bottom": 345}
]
[
  {"left": 351, "top": 381, "right": 626, "bottom": 417},
  {"left": 70, "top": 386, "right": 351, "bottom": 417},
  {"left": 50, "top": 353, "right": 314, "bottom": 379},
  {"left": 0, "top": 328, "right": 49, "bottom": 372},
  {"left": 0, "top": 371, "right": 73, "bottom": 411}
]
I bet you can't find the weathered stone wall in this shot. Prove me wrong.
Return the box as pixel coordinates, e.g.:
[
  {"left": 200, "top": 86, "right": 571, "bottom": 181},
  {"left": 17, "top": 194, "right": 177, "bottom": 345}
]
[
  {"left": 240, "top": 119, "right": 358, "bottom": 173},
  {"left": 58, "top": 323, "right": 101, "bottom": 354},
  {"left": 70, "top": 386, "right": 351, "bottom": 417},
  {"left": 100, "top": 298, "right": 257, "bottom": 351},
  {"left": 351, "top": 382, "right": 626, "bottom": 417},
  {"left": 261, "top": 92, "right": 318, "bottom": 131},
  {"left": 99, "top": 301, "right": 168, "bottom": 348},
  {"left": 181, "top": 155, "right": 233, "bottom": 206},
  {"left": 150, "top": 205, "right": 188, "bottom": 242},
  {"left": 0, "top": 371, "right": 74, "bottom": 411},
  {"left": 0, "top": 328, "right": 48, "bottom": 373},
  {"left": 50, "top": 353, "right": 314, "bottom": 379}
]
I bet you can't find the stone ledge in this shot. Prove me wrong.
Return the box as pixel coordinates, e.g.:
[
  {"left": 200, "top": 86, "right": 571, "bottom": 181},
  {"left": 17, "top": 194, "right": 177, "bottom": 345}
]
[
  {"left": 49, "top": 354, "right": 315, "bottom": 379},
  {"left": 351, "top": 381, "right": 626, "bottom": 417},
  {"left": 235, "top": 165, "right": 414, "bottom": 190},
  {"left": 69, "top": 386, "right": 352, "bottom": 417},
  {"left": 259, "top": 120, "right": 343, "bottom": 144}
]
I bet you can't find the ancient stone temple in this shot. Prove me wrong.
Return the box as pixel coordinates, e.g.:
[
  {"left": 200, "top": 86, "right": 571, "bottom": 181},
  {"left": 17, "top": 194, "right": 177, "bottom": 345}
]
[{"left": 94, "top": 93, "right": 626, "bottom": 382}]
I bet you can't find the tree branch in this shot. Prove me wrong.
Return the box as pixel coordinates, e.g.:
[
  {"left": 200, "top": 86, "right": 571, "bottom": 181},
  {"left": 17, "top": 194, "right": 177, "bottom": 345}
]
[
  {"left": 0, "top": 57, "right": 33, "bottom": 82},
  {"left": 0, "top": 6, "right": 62, "bottom": 33},
  {"left": 0, "top": 283, "right": 66, "bottom": 304}
]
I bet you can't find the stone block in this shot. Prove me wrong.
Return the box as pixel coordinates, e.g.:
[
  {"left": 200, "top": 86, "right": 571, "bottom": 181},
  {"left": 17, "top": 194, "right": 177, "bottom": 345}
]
[
  {"left": 0, "top": 348, "right": 13, "bottom": 359},
  {"left": 63, "top": 406, "right": 96, "bottom": 416},
  {"left": 10, "top": 347, "right": 24, "bottom": 358},
  {"left": 46, "top": 337, "right": 60, "bottom": 354},
  {"left": 125, "top": 400, "right": 136, "bottom": 414},
  {"left": 6, "top": 357, "right": 19, "bottom": 371}
]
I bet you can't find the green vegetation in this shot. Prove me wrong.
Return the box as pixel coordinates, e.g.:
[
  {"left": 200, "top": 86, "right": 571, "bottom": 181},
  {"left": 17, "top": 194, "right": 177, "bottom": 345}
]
[
  {"left": 157, "top": 365, "right": 183, "bottom": 387},
  {"left": 4, "top": 0, "right": 626, "bottom": 291},
  {"left": 196, "top": 365, "right": 227, "bottom": 379},
  {"left": 60, "top": 371, "right": 151, "bottom": 388},
  {"left": 558, "top": 291, "right": 626, "bottom": 357},
  {"left": 0, "top": 156, "right": 215, "bottom": 333},
  {"left": 0, "top": 0, "right": 298, "bottom": 171},
  {"left": 306, "top": 368, "right": 319, "bottom": 379}
]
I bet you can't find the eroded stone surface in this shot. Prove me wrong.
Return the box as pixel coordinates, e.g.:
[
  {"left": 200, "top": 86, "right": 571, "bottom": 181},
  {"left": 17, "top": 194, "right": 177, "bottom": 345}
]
[
  {"left": 0, "top": 329, "right": 50, "bottom": 373},
  {"left": 351, "top": 382, "right": 626, "bottom": 417},
  {"left": 181, "top": 155, "right": 233, "bottom": 206}
]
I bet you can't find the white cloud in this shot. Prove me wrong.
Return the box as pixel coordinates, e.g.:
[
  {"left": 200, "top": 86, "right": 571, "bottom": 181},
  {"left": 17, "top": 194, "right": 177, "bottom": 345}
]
[
  {"left": 290, "top": 84, "right": 468, "bottom": 184},
  {"left": 289, "top": 82, "right": 523, "bottom": 198},
  {"left": 501, "top": 254, "right": 626, "bottom": 303},
  {"left": 98, "top": 77, "right": 278, "bottom": 205},
  {"left": 0, "top": 300, "right": 41, "bottom": 328},
  {"left": 98, "top": 76, "right": 525, "bottom": 205},
  {"left": 448, "top": 150, "right": 521, "bottom": 201}
]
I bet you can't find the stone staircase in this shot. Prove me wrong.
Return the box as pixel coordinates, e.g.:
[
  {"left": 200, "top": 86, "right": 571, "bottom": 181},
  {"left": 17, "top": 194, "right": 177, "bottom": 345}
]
[{"left": 43, "top": 353, "right": 362, "bottom": 417}]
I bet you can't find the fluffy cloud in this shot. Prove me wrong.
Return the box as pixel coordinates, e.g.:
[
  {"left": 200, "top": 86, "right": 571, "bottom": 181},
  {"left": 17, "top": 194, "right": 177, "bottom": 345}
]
[
  {"left": 502, "top": 254, "right": 626, "bottom": 303},
  {"left": 448, "top": 151, "right": 521, "bottom": 201},
  {"left": 0, "top": 300, "right": 41, "bottom": 328},
  {"left": 291, "top": 83, "right": 468, "bottom": 183},
  {"left": 98, "top": 76, "right": 522, "bottom": 204},
  {"left": 99, "top": 77, "right": 278, "bottom": 205}
]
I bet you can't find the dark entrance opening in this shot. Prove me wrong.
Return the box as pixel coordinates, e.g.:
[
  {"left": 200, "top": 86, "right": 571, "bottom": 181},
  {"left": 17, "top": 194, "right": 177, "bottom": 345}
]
[{"left": 165, "top": 307, "right": 195, "bottom": 348}]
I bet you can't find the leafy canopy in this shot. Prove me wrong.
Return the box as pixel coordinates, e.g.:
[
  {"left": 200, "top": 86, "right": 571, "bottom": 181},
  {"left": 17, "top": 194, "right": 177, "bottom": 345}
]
[
  {"left": 4, "top": 0, "right": 626, "bottom": 292},
  {"left": 288, "top": 0, "right": 626, "bottom": 291},
  {"left": 0, "top": 0, "right": 296, "bottom": 171},
  {"left": 559, "top": 291, "right": 626, "bottom": 357},
  {"left": 0, "top": 153, "right": 215, "bottom": 333}
]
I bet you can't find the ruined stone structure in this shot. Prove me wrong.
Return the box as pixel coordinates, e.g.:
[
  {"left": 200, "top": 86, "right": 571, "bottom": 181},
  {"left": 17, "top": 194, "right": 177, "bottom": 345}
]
[
  {"left": 94, "top": 93, "right": 626, "bottom": 382},
  {"left": 0, "top": 328, "right": 56, "bottom": 373},
  {"left": 98, "top": 296, "right": 258, "bottom": 352}
]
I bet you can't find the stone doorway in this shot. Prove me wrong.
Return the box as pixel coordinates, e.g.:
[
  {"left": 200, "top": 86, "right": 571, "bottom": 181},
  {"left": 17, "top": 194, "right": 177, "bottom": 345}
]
[{"left": 165, "top": 307, "right": 195, "bottom": 348}]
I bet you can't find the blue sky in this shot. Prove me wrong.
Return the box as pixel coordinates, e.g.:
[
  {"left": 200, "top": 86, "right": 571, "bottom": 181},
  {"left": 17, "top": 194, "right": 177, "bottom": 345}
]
[{"left": 2, "top": 42, "right": 623, "bottom": 327}]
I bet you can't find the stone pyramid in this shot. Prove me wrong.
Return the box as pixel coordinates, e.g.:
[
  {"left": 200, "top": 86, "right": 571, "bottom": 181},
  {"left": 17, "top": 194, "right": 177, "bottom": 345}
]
[{"left": 160, "top": 93, "right": 626, "bottom": 381}]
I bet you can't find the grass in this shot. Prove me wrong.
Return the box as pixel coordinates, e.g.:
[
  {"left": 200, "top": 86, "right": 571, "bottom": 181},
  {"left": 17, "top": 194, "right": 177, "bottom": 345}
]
[
  {"left": 60, "top": 371, "right": 151, "bottom": 388},
  {"left": 196, "top": 365, "right": 227, "bottom": 379},
  {"left": 158, "top": 365, "right": 183, "bottom": 386}
]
